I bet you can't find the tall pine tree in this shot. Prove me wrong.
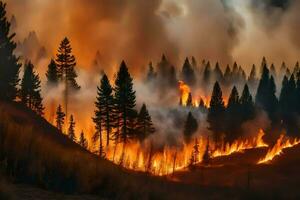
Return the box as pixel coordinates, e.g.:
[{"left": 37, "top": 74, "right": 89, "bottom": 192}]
[
  {"left": 55, "top": 37, "right": 80, "bottom": 122},
  {"left": 93, "top": 74, "right": 115, "bottom": 147},
  {"left": 20, "top": 61, "right": 44, "bottom": 115},
  {"left": 0, "top": 2, "right": 21, "bottom": 100},
  {"left": 207, "top": 82, "right": 225, "bottom": 142},
  {"left": 79, "top": 130, "right": 88, "bottom": 149},
  {"left": 114, "top": 61, "right": 137, "bottom": 143}
]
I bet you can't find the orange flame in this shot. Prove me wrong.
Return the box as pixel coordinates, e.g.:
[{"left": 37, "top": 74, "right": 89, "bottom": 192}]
[
  {"left": 102, "top": 129, "right": 268, "bottom": 176},
  {"left": 258, "top": 134, "right": 300, "bottom": 164},
  {"left": 178, "top": 81, "right": 191, "bottom": 106}
]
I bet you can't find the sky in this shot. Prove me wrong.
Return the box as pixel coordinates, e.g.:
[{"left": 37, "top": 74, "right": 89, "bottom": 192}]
[{"left": 6, "top": 0, "right": 300, "bottom": 76}]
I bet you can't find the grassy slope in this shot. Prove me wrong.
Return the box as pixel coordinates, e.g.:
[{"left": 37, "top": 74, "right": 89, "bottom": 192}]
[{"left": 0, "top": 101, "right": 248, "bottom": 200}]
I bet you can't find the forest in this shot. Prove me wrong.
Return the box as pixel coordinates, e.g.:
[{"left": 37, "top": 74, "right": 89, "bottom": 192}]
[{"left": 1, "top": 0, "right": 300, "bottom": 199}]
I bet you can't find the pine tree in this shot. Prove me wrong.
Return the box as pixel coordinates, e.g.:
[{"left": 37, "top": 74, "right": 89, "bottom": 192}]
[
  {"left": 56, "top": 105, "right": 65, "bottom": 132},
  {"left": 55, "top": 37, "right": 80, "bottom": 122},
  {"left": 270, "top": 63, "right": 276, "bottom": 78},
  {"left": 93, "top": 74, "right": 115, "bottom": 147},
  {"left": 0, "top": 2, "right": 21, "bottom": 100},
  {"left": 55, "top": 37, "right": 80, "bottom": 90},
  {"left": 240, "top": 84, "right": 255, "bottom": 122},
  {"left": 20, "top": 61, "right": 44, "bottom": 115},
  {"left": 225, "top": 86, "right": 241, "bottom": 142},
  {"left": 136, "top": 104, "right": 155, "bottom": 141},
  {"left": 79, "top": 131, "right": 88, "bottom": 149},
  {"left": 203, "top": 61, "right": 211, "bottom": 84},
  {"left": 279, "top": 75, "right": 289, "bottom": 114},
  {"left": 199, "top": 98, "right": 207, "bottom": 112},
  {"left": 114, "top": 61, "right": 137, "bottom": 143},
  {"left": 68, "top": 115, "right": 76, "bottom": 142},
  {"left": 214, "top": 62, "right": 224, "bottom": 83},
  {"left": 186, "top": 92, "right": 193, "bottom": 107},
  {"left": 207, "top": 82, "right": 225, "bottom": 142},
  {"left": 224, "top": 65, "right": 232, "bottom": 86},
  {"left": 182, "top": 57, "right": 196, "bottom": 86},
  {"left": 183, "top": 112, "right": 198, "bottom": 143},
  {"left": 46, "top": 59, "right": 59, "bottom": 86}
]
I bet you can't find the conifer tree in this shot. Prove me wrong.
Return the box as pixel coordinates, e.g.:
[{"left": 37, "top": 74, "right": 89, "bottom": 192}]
[
  {"left": 225, "top": 86, "right": 241, "bottom": 142},
  {"left": 207, "top": 82, "right": 225, "bottom": 142},
  {"left": 203, "top": 61, "right": 211, "bottom": 84},
  {"left": 0, "top": 2, "right": 21, "bottom": 100},
  {"left": 224, "top": 65, "right": 232, "bottom": 86},
  {"left": 186, "top": 92, "right": 193, "bottom": 107},
  {"left": 136, "top": 104, "right": 155, "bottom": 141},
  {"left": 20, "top": 61, "right": 44, "bottom": 115},
  {"left": 79, "top": 131, "right": 88, "bottom": 149},
  {"left": 55, "top": 37, "right": 80, "bottom": 90},
  {"left": 68, "top": 115, "right": 76, "bottom": 142},
  {"left": 182, "top": 57, "right": 196, "bottom": 86},
  {"left": 214, "top": 62, "right": 224, "bottom": 83},
  {"left": 56, "top": 105, "right": 65, "bottom": 132},
  {"left": 93, "top": 74, "right": 115, "bottom": 146},
  {"left": 202, "top": 138, "right": 210, "bottom": 165},
  {"left": 240, "top": 84, "right": 255, "bottom": 122},
  {"left": 183, "top": 112, "right": 198, "bottom": 143},
  {"left": 46, "top": 59, "right": 59, "bottom": 86},
  {"left": 199, "top": 98, "right": 207, "bottom": 112},
  {"left": 114, "top": 61, "right": 137, "bottom": 143},
  {"left": 55, "top": 37, "right": 80, "bottom": 121}
]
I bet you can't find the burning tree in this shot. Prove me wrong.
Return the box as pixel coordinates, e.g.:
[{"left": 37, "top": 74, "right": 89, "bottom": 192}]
[
  {"left": 189, "top": 138, "right": 200, "bottom": 170},
  {"left": 0, "top": 2, "right": 21, "bottom": 101},
  {"left": 20, "top": 61, "right": 44, "bottom": 116},
  {"left": 181, "top": 57, "right": 196, "bottom": 86}
]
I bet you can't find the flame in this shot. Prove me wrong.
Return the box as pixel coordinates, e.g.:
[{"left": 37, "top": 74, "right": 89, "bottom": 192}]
[
  {"left": 178, "top": 81, "right": 191, "bottom": 106},
  {"left": 211, "top": 129, "right": 268, "bottom": 157},
  {"left": 101, "top": 129, "right": 268, "bottom": 176},
  {"left": 258, "top": 135, "right": 300, "bottom": 164}
]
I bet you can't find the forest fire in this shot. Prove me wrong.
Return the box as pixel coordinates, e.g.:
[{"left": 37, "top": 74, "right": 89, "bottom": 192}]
[
  {"left": 101, "top": 129, "right": 269, "bottom": 176},
  {"left": 258, "top": 135, "right": 300, "bottom": 164}
]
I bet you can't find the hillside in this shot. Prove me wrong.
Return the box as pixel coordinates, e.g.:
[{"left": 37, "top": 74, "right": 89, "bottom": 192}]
[{"left": 0, "top": 101, "right": 249, "bottom": 199}]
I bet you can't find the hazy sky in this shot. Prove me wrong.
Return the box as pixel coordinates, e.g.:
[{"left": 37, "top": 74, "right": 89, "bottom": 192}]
[{"left": 6, "top": 0, "right": 300, "bottom": 75}]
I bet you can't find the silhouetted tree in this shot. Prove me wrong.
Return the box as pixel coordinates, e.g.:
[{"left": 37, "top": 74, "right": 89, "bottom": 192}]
[
  {"left": 79, "top": 130, "right": 88, "bottom": 149},
  {"left": 199, "top": 98, "right": 207, "bottom": 112},
  {"left": 114, "top": 61, "right": 137, "bottom": 143},
  {"left": 225, "top": 86, "right": 241, "bottom": 142},
  {"left": 256, "top": 65, "right": 278, "bottom": 120},
  {"left": 55, "top": 37, "right": 80, "bottom": 121},
  {"left": 270, "top": 63, "right": 276, "bottom": 78},
  {"left": 68, "top": 115, "right": 76, "bottom": 142},
  {"left": 20, "top": 61, "right": 44, "bottom": 115},
  {"left": 202, "top": 138, "right": 211, "bottom": 165},
  {"left": 136, "top": 104, "right": 155, "bottom": 141},
  {"left": 186, "top": 92, "right": 193, "bottom": 107},
  {"left": 0, "top": 2, "right": 21, "bottom": 100},
  {"left": 240, "top": 84, "right": 255, "bottom": 122},
  {"left": 203, "top": 61, "right": 211, "bottom": 84},
  {"left": 56, "top": 105, "right": 65, "bottom": 132},
  {"left": 182, "top": 57, "right": 196, "bottom": 86},
  {"left": 293, "top": 62, "right": 299, "bottom": 78},
  {"left": 214, "top": 62, "right": 224, "bottom": 83},
  {"left": 207, "top": 82, "right": 225, "bottom": 142},
  {"left": 184, "top": 112, "right": 198, "bottom": 143},
  {"left": 46, "top": 59, "right": 59, "bottom": 86},
  {"left": 93, "top": 74, "right": 115, "bottom": 146}
]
